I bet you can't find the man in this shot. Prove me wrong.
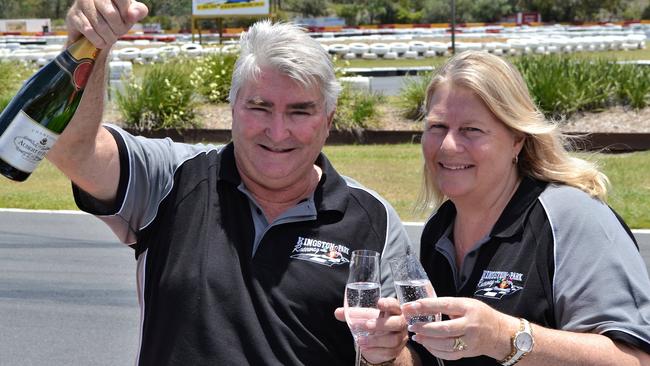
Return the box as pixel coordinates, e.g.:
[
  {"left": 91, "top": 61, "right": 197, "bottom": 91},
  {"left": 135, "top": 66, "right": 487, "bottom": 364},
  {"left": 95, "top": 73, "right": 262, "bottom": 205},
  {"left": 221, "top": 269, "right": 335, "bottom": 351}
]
[{"left": 48, "top": 1, "right": 416, "bottom": 365}]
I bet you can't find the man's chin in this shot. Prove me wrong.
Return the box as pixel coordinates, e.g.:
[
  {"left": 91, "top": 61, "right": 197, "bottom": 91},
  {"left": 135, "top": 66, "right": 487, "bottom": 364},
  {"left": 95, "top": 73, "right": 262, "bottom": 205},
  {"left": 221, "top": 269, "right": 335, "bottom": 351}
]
[{"left": 254, "top": 168, "right": 295, "bottom": 183}]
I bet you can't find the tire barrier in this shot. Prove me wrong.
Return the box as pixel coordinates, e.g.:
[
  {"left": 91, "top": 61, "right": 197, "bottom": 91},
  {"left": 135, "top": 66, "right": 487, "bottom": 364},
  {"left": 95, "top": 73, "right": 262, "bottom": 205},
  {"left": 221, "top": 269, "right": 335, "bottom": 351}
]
[{"left": 1, "top": 25, "right": 647, "bottom": 66}]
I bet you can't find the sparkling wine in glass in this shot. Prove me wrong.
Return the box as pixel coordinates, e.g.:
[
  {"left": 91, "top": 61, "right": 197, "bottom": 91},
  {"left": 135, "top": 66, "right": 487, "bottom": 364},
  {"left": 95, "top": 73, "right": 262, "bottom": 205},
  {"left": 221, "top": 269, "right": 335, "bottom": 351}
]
[
  {"left": 344, "top": 249, "right": 381, "bottom": 366},
  {"left": 390, "top": 254, "right": 442, "bottom": 325},
  {"left": 345, "top": 281, "right": 381, "bottom": 338}
]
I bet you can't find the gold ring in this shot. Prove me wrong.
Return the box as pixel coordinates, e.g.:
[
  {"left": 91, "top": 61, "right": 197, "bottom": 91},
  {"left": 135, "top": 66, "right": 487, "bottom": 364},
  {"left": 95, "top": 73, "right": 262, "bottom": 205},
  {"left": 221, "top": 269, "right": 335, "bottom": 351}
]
[{"left": 452, "top": 337, "right": 467, "bottom": 352}]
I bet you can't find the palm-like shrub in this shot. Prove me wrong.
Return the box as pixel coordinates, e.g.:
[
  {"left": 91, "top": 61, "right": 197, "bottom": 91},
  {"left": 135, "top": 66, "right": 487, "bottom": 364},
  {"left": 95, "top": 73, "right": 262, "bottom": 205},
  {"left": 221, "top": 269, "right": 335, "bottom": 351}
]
[
  {"left": 115, "top": 58, "right": 199, "bottom": 131},
  {"left": 397, "top": 72, "right": 432, "bottom": 121},
  {"left": 613, "top": 64, "right": 650, "bottom": 109},
  {"left": 334, "top": 83, "right": 384, "bottom": 131},
  {"left": 190, "top": 52, "right": 237, "bottom": 104},
  {"left": 514, "top": 55, "right": 617, "bottom": 118}
]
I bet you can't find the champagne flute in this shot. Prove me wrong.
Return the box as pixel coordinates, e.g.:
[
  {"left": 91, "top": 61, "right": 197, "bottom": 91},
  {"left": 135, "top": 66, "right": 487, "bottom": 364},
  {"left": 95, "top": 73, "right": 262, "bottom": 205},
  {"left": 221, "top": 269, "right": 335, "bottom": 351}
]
[
  {"left": 389, "top": 254, "right": 442, "bottom": 325},
  {"left": 344, "top": 249, "right": 381, "bottom": 366}
]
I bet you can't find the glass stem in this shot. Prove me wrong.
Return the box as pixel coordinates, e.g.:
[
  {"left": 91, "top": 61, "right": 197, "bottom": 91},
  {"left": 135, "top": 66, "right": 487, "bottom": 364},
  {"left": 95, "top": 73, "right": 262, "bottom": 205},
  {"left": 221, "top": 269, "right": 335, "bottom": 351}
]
[{"left": 355, "top": 340, "right": 362, "bottom": 366}]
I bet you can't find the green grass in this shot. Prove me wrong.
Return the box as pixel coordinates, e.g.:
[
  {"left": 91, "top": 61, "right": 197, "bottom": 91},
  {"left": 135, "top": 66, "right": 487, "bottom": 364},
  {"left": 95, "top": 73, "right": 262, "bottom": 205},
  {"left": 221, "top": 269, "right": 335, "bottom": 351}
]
[
  {"left": 0, "top": 61, "right": 36, "bottom": 110},
  {"left": 1, "top": 146, "right": 648, "bottom": 228},
  {"left": 588, "top": 151, "right": 650, "bottom": 228},
  {"left": 323, "top": 144, "right": 426, "bottom": 222},
  {"left": 335, "top": 42, "right": 650, "bottom": 69},
  {"left": 326, "top": 146, "right": 650, "bottom": 228},
  {"left": 337, "top": 58, "right": 446, "bottom": 69},
  {"left": 569, "top": 43, "right": 650, "bottom": 61},
  {"left": 0, "top": 160, "right": 77, "bottom": 210}
]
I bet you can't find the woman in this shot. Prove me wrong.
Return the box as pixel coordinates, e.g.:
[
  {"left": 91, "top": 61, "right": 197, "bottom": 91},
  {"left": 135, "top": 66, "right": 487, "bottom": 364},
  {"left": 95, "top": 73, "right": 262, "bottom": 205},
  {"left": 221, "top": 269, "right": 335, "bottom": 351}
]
[{"left": 402, "top": 51, "right": 650, "bottom": 365}]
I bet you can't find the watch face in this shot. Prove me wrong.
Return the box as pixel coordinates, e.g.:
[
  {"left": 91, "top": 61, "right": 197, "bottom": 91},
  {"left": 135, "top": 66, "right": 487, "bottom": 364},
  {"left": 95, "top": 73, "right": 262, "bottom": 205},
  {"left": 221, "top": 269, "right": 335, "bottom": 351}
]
[{"left": 515, "top": 332, "right": 534, "bottom": 352}]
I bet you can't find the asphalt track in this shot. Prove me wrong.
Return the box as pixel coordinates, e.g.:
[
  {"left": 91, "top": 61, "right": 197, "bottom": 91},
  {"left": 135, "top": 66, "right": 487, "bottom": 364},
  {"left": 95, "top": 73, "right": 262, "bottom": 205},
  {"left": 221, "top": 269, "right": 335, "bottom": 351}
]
[
  {"left": 0, "top": 210, "right": 139, "bottom": 366},
  {"left": 0, "top": 209, "right": 648, "bottom": 366}
]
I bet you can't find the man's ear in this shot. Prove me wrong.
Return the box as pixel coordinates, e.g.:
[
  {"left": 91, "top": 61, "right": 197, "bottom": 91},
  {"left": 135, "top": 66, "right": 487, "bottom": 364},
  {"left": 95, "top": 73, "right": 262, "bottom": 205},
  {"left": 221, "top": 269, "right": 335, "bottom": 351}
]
[
  {"left": 327, "top": 109, "right": 336, "bottom": 130},
  {"left": 230, "top": 100, "right": 238, "bottom": 130}
]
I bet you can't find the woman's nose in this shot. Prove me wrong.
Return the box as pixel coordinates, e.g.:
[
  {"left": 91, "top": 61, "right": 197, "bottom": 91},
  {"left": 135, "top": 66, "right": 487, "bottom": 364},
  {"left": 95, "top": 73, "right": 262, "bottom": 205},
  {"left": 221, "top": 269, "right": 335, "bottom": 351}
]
[{"left": 440, "top": 130, "right": 464, "bottom": 152}]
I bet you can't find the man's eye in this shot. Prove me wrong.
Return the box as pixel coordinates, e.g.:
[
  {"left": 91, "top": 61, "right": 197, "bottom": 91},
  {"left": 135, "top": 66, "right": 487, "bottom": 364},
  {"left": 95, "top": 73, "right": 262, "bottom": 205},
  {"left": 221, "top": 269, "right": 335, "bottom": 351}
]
[
  {"left": 291, "top": 111, "right": 311, "bottom": 116},
  {"left": 249, "top": 107, "right": 268, "bottom": 112}
]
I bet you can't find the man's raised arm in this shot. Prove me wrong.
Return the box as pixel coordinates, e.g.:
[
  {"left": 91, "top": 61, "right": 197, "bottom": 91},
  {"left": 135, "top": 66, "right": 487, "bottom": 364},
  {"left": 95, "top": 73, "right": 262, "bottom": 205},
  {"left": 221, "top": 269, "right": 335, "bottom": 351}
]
[{"left": 47, "top": 0, "right": 148, "bottom": 204}]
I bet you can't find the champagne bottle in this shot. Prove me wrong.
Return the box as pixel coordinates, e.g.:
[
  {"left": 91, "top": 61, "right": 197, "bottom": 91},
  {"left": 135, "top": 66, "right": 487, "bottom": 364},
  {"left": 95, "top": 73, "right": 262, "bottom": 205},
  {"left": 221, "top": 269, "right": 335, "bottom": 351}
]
[{"left": 0, "top": 37, "right": 99, "bottom": 182}]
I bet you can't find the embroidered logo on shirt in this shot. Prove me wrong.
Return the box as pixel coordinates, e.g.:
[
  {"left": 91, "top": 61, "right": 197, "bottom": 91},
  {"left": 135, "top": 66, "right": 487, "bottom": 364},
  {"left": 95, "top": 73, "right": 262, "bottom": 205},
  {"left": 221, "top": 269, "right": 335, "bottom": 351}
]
[
  {"left": 474, "top": 270, "right": 524, "bottom": 299},
  {"left": 290, "top": 236, "right": 351, "bottom": 267}
]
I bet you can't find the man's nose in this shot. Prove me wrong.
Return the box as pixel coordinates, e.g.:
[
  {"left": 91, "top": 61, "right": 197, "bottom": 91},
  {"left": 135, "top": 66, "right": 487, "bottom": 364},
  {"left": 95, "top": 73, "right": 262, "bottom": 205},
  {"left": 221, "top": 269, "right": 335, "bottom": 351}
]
[{"left": 265, "top": 112, "right": 290, "bottom": 142}]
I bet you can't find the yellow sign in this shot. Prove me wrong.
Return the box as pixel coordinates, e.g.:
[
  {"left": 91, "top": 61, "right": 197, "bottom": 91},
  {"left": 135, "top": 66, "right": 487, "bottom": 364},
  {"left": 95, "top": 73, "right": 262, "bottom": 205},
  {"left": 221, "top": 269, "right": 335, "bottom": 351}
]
[
  {"left": 193, "top": 0, "right": 269, "bottom": 16},
  {"left": 6, "top": 21, "right": 27, "bottom": 32}
]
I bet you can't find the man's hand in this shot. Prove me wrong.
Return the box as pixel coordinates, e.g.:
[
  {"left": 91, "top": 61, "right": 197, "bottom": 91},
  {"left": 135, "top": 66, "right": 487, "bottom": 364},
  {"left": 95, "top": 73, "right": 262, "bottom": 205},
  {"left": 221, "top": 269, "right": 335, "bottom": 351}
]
[
  {"left": 335, "top": 297, "right": 409, "bottom": 364},
  {"left": 66, "top": 0, "right": 148, "bottom": 48}
]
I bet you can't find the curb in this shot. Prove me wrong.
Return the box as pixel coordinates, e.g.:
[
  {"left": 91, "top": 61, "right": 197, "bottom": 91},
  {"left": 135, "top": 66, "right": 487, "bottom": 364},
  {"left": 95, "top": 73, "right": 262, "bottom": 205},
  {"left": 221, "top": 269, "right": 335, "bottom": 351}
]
[
  {"left": 122, "top": 128, "right": 650, "bottom": 152},
  {"left": 1, "top": 208, "right": 646, "bottom": 232}
]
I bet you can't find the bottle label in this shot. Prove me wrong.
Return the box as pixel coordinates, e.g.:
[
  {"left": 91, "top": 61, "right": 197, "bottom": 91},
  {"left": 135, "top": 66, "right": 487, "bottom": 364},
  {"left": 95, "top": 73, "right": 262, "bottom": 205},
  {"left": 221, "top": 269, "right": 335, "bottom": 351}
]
[
  {"left": 72, "top": 60, "right": 94, "bottom": 90},
  {"left": 55, "top": 38, "right": 98, "bottom": 91},
  {"left": 55, "top": 55, "right": 94, "bottom": 91},
  {"left": 0, "top": 110, "right": 59, "bottom": 173}
]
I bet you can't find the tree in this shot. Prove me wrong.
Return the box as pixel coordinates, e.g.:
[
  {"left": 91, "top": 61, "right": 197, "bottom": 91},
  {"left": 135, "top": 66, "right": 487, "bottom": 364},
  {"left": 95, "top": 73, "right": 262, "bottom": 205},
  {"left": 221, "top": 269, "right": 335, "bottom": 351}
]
[
  {"left": 284, "top": 0, "right": 330, "bottom": 17},
  {"left": 471, "top": 0, "right": 513, "bottom": 22},
  {"left": 0, "top": 0, "right": 19, "bottom": 19},
  {"left": 335, "top": 3, "right": 362, "bottom": 26},
  {"left": 395, "top": 0, "right": 424, "bottom": 23},
  {"left": 0, "top": 0, "right": 39, "bottom": 19},
  {"left": 139, "top": 0, "right": 191, "bottom": 17},
  {"left": 364, "top": 0, "right": 390, "bottom": 24},
  {"left": 454, "top": 0, "right": 477, "bottom": 22},
  {"left": 423, "top": 0, "right": 451, "bottom": 23},
  {"left": 51, "top": 0, "right": 75, "bottom": 19}
]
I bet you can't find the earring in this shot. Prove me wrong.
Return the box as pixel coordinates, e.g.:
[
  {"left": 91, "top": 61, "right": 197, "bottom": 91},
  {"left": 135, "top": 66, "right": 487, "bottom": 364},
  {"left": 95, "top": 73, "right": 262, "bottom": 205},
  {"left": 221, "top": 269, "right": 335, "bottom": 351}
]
[{"left": 512, "top": 155, "right": 519, "bottom": 165}]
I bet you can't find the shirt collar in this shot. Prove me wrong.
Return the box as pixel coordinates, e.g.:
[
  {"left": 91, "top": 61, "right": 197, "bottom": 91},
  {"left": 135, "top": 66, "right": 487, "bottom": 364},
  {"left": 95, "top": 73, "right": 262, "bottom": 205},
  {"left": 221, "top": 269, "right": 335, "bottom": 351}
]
[
  {"left": 490, "top": 176, "right": 548, "bottom": 238},
  {"left": 426, "top": 176, "right": 548, "bottom": 253},
  {"left": 218, "top": 142, "right": 349, "bottom": 216}
]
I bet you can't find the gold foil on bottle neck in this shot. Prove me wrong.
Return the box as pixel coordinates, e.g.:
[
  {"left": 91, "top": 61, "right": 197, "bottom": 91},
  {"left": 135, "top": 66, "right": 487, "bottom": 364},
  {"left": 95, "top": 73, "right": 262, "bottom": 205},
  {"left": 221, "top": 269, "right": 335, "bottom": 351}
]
[{"left": 67, "top": 37, "right": 100, "bottom": 61}]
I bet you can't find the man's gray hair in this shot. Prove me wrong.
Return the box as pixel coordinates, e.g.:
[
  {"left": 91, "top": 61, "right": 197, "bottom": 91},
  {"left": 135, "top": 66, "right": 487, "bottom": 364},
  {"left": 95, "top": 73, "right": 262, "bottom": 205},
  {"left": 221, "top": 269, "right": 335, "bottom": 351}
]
[{"left": 228, "top": 20, "right": 341, "bottom": 114}]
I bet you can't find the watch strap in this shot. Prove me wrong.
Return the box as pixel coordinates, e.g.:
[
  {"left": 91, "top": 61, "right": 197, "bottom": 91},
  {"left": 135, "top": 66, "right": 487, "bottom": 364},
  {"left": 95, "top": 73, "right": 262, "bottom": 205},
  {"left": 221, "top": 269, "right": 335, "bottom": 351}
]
[
  {"left": 500, "top": 318, "right": 533, "bottom": 366},
  {"left": 360, "top": 355, "right": 396, "bottom": 366}
]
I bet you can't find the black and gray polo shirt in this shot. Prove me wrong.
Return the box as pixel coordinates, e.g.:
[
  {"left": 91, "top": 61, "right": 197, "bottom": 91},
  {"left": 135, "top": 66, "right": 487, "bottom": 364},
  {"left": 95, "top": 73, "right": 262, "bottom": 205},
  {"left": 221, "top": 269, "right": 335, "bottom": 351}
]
[
  {"left": 415, "top": 177, "right": 650, "bottom": 365},
  {"left": 73, "top": 125, "right": 412, "bottom": 366}
]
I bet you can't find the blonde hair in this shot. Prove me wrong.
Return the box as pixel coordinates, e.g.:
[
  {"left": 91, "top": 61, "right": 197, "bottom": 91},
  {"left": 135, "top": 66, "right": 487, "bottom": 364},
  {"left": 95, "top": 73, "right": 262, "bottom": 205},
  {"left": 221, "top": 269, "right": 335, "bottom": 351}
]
[{"left": 419, "top": 51, "right": 609, "bottom": 210}]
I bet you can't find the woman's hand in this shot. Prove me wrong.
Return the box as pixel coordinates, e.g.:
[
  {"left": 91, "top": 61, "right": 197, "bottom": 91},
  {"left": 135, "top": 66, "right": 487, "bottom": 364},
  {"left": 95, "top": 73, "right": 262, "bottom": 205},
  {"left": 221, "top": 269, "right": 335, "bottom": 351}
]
[
  {"left": 335, "top": 297, "right": 410, "bottom": 364},
  {"left": 403, "top": 297, "right": 513, "bottom": 361}
]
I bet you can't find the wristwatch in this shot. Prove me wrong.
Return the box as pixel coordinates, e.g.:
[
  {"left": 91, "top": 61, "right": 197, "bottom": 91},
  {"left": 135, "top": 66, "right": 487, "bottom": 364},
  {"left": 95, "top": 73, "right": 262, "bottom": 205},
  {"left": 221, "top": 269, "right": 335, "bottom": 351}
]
[{"left": 500, "top": 318, "right": 534, "bottom": 366}]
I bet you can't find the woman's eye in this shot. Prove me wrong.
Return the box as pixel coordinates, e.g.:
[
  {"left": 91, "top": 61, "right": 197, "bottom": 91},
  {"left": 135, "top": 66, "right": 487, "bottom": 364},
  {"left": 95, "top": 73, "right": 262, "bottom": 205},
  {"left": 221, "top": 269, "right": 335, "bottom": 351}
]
[
  {"left": 427, "top": 124, "right": 446, "bottom": 131},
  {"left": 462, "top": 127, "right": 483, "bottom": 134}
]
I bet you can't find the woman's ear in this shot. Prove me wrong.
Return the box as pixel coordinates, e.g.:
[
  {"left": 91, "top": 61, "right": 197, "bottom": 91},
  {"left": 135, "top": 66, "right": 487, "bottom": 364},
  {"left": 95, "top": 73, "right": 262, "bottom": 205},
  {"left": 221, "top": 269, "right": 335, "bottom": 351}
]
[{"left": 513, "top": 133, "right": 525, "bottom": 155}]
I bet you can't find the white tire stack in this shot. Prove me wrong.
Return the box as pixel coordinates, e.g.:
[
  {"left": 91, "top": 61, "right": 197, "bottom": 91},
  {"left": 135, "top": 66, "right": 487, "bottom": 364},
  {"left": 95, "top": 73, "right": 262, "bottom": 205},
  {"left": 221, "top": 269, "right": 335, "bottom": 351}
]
[
  {"left": 349, "top": 42, "right": 370, "bottom": 57},
  {"left": 370, "top": 43, "right": 390, "bottom": 56},
  {"left": 180, "top": 43, "right": 203, "bottom": 57}
]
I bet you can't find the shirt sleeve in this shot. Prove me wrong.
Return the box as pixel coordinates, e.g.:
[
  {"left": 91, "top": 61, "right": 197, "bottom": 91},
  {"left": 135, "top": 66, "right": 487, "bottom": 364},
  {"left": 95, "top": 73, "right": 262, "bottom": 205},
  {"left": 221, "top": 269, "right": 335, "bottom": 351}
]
[
  {"left": 341, "top": 176, "right": 414, "bottom": 298},
  {"left": 73, "top": 124, "right": 223, "bottom": 245},
  {"left": 540, "top": 184, "right": 650, "bottom": 352},
  {"left": 379, "top": 200, "right": 414, "bottom": 298}
]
